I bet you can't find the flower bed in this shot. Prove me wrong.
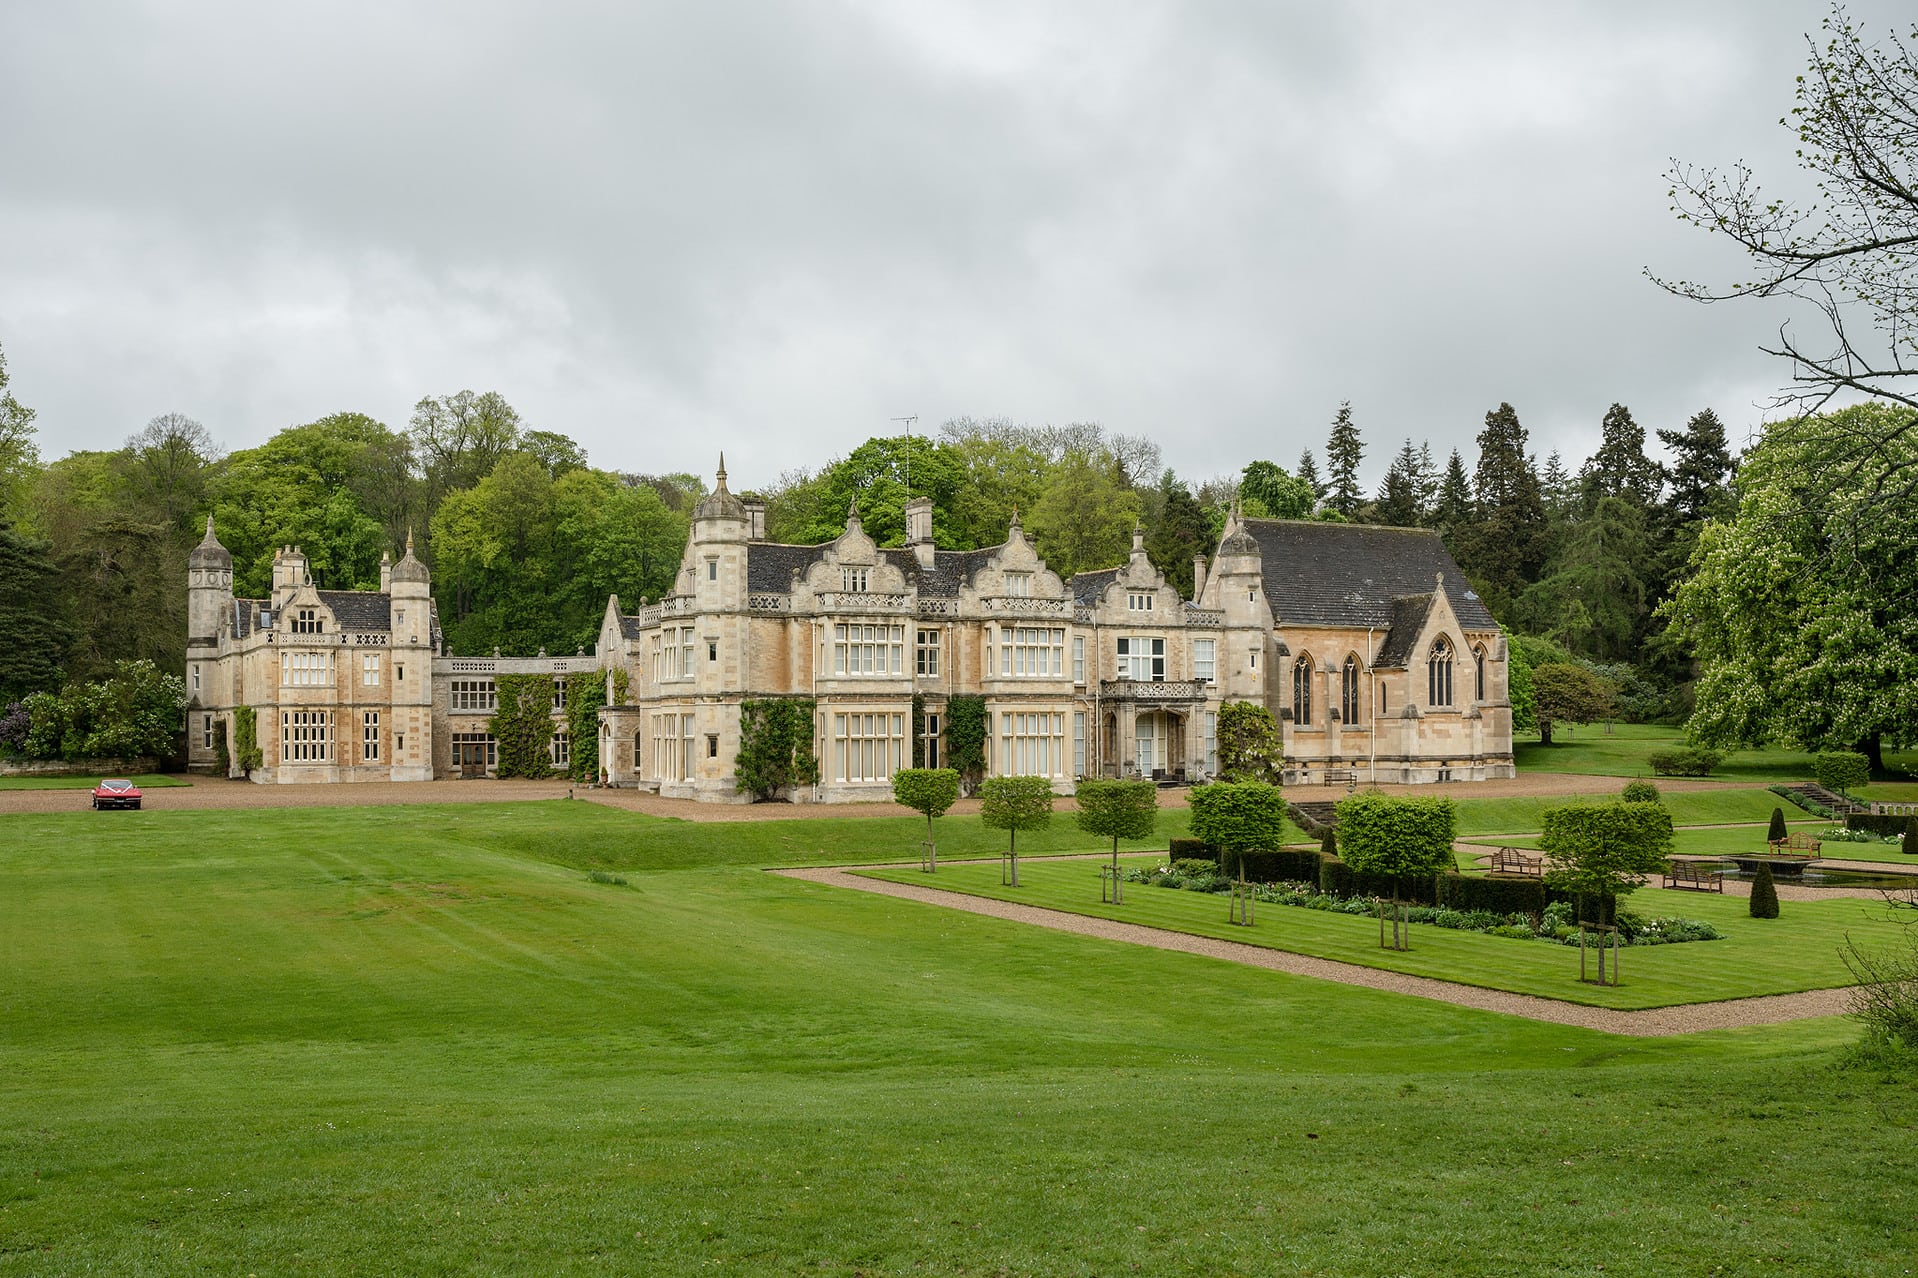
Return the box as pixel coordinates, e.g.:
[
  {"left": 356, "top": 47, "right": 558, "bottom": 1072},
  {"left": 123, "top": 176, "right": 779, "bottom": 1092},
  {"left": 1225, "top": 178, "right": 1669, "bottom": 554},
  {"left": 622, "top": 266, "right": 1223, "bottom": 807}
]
[{"left": 1126, "top": 860, "right": 1722, "bottom": 947}]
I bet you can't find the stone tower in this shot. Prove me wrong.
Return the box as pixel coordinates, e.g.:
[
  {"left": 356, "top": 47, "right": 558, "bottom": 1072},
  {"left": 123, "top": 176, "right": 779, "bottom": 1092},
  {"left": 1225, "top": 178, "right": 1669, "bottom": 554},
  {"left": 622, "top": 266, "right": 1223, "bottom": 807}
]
[{"left": 187, "top": 515, "right": 234, "bottom": 645}]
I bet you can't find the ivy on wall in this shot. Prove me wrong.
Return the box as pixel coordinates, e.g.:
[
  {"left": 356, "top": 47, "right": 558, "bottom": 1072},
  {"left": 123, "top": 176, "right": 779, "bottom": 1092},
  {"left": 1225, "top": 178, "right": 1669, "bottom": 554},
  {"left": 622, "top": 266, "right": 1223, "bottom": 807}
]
[
  {"left": 233, "top": 705, "right": 262, "bottom": 776},
  {"left": 564, "top": 667, "right": 629, "bottom": 783},
  {"left": 491, "top": 673, "right": 559, "bottom": 778},
  {"left": 945, "top": 694, "right": 987, "bottom": 793},
  {"left": 911, "top": 693, "right": 926, "bottom": 768},
  {"left": 736, "top": 697, "right": 819, "bottom": 800}
]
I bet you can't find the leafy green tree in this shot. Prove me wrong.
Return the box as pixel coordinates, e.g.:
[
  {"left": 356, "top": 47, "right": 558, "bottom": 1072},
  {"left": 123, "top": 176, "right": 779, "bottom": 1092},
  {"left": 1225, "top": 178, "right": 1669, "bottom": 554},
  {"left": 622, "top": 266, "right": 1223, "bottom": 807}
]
[
  {"left": 1813, "top": 750, "right": 1870, "bottom": 796},
  {"left": 17, "top": 660, "right": 185, "bottom": 761},
  {"left": 1540, "top": 799, "right": 1674, "bottom": 927},
  {"left": 1531, "top": 662, "right": 1613, "bottom": 746},
  {"left": 1324, "top": 402, "right": 1366, "bottom": 518},
  {"left": 1333, "top": 794, "right": 1458, "bottom": 948},
  {"left": 0, "top": 341, "right": 39, "bottom": 522},
  {"left": 1075, "top": 778, "right": 1158, "bottom": 891},
  {"left": 0, "top": 520, "right": 75, "bottom": 701},
  {"left": 1027, "top": 450, "right": 1141, "bottom": 577},
  {"left": 522, "top": 430, "right": 589, "bottom": 478},
  {"left": 125, "top": 413, "right": 220, "bottom": 531},
  {"left": 1663, "top": 404, "right": 1918, "bottom": 772},
  {"left": 1239, "top": 460, "right": 1315, "bottom": 520},
  {"left": 410, "top": 390, "right": 523, "bottom": 504},
  {"left": 1188, "top": 781, "right": 1289, "bottom": 877},
  {"left": 1216, "top": 700, "right": 1282, "bottom": 783},
  {"left": 58, "top": 515, "right": 187, "bottom": 680},
  {"left": 1455, "top": 402, "right": 1548, "bottom": 618},
  {"left": 1506, "top": 630, "right": 1536, "bottom": 732},
  {"left": 776, "top": 435, "right": 970, "bottom": 547},
  {"left": 979, "top": 774, "right": 1054, "bottom": 886},
  {"left": 893, "top": 768, "right": 961, "bottom": 869}
]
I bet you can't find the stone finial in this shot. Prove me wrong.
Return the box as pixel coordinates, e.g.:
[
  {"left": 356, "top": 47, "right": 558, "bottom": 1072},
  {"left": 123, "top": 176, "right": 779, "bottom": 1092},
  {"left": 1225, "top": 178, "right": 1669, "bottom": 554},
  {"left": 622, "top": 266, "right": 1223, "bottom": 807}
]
[
  {"left": 1132, "top": 523, "right": 1145, "bottom": 552},
  {"left": 716, "top": 453, "right": 729, "bottom": 490}
]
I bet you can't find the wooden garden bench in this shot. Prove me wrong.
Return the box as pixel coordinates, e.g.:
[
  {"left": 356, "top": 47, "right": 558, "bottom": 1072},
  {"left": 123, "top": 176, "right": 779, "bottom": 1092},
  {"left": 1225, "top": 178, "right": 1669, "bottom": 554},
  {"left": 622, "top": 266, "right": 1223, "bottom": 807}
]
[
  {"left": 1662, "top": 860, "right": 1724, "bottom": 892},
  {"left": 1489, "top": 847, "right": 1543, "bottom": 877},
  {"left": 1767, "top": 832, "right": 1822, "bottom": 857},
  {"left": 1321, "top": 769, "right": 1358, "bottom": 786}
]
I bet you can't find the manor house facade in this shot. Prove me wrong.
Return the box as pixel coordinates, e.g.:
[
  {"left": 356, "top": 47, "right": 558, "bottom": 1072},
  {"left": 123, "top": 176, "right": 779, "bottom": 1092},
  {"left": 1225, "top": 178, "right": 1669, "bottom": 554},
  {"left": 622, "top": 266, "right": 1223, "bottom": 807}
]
[{"left": 185, "top": 460, "right": 1514, "bottom": 795}]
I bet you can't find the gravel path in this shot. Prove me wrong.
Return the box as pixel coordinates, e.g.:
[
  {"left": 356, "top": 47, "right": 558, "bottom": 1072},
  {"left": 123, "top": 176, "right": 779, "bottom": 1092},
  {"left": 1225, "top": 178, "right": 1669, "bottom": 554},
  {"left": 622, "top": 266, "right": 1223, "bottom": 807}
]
[{"left": 774, "top": 865, "right": 1856, "bottom": 1036}]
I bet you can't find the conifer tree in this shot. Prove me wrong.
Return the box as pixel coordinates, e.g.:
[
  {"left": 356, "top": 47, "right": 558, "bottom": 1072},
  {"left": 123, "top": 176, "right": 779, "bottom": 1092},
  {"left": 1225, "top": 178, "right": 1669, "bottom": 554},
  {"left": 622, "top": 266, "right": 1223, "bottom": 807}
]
[
  {"left": 1296, "top": 448, "right": 1325, "bottom": 503},
  {"left": 1324, "top": 402, "right": 1365, "bottom": 519},
  {"left": 1539, "top": 450, "right": 1576, "bottom": 516},
  {"left": 1657, "top": 407, "right": 1735, "bottom": 525},
  {"left": 1374, "top": 440, "right": 1424, "bottom": 527},
  {"left": 1433, "top": 449, "right": 1474, "bottom": 533},
  {"left": 1456, "top": 403, "right": 1548, "bottom": 617},
  {"left": 1415, "top": 442, "right": 1439, "bottom": 521},
  {"left": 1749, "top": 859, "right": 1780, "bottom": 919},
  {"left": 1580, "top": 403, "right": 1662, "bottom": 511}
]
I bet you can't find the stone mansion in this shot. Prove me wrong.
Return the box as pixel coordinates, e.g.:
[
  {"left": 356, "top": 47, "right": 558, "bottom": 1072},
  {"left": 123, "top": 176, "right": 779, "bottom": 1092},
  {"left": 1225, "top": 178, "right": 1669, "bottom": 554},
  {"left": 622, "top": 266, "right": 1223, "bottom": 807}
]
[{"left": 184, "top": 460, "right": 1514, "bottom": 796}]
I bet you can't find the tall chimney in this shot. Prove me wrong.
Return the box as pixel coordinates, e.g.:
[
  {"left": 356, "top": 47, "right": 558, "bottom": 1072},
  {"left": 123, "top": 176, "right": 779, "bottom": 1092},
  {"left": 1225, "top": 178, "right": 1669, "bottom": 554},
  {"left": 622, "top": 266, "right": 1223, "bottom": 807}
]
[
  {"left": 905, "top": 496, "right": 935, "bottom": 568},
  {"left": 742, "top": 498, "right": 767, "bottom": 540},
  {"left": 1192, "top": 555, "right": 1208, "bottom": 602}
]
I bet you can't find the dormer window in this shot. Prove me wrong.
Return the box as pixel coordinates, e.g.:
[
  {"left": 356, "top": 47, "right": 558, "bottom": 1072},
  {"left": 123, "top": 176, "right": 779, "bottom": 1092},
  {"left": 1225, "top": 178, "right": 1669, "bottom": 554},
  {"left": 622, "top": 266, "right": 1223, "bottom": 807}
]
[
  {"left": 842, "top": 568, "right": 868, "bottom": 593},
  {"left": 1005, "top": 573, "right": 1032, "bottom": 597},
  {"left": 292, "top": 608, "right": 321, "bottom": 634},
  {"left": 1128, "top": 592, "right": 1153, "bottom": 612}
]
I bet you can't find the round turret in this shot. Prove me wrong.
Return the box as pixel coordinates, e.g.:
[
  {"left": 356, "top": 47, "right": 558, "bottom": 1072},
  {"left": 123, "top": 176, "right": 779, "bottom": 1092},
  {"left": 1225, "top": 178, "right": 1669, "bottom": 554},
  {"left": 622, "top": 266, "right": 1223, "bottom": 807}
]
[
  {"left": 391, "top": 529, "right": 430, "bottom": 587},
  {"left": 188, "top": 514, "right": 232, "bottom": 571},
  {"left": 693, "top": 453, "right": 748, "bottom": 523}
]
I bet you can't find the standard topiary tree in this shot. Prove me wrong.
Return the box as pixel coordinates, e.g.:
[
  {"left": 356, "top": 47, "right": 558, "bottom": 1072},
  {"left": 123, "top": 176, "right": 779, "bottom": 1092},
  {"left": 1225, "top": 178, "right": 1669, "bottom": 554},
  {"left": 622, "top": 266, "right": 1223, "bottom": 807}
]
[
  {"left": 1768, "top": 806, "right": 1789, "bottom": 844},
  {"left": 1188, "top": 780, "right": 1288, "bottom": 926},
  {"left": 1621, "top": 779, "right": 1661, "bottom": 805},
  {"left": 1541, "top": 799, "right": 1675, "bottom": 985},
  {"left": 1749, "top": 860, "right": 1781, "bottom": 919},
  {"left": 1333, "top": 793, "right": 1458, "bottom": 950},
  {"left": 1813, "top": 750, "right": 1871, "bottom": 796},
  {"left": 1075, "top": 779, "right": 1158, "bottom": 903},
  {"left": 893, "top": 768, "right": 960, "bottom": 872},
  {"left": 980, "top": 774, "right": 1054, "bottom": 887}
]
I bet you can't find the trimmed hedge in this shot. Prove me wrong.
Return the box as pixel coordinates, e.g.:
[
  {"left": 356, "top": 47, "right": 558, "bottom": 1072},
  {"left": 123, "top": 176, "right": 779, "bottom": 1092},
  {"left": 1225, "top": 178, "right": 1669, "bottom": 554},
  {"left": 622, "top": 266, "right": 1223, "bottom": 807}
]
[
  {"left": 1219, "top": 847, "right": 1322, "bottom": 884},
  {"left": 1437, "top": 873, "right": 1546, "bottom": 917},
  {"left": 1169, "top": 837, "right": 1211, "bottom": 858},
  {"left": 1846, "top": 813, "right": 1911, "bottom": 837},
  {"left": 1647, "top": 747, "right": 1723, "bottom": 777},
  {"left": 1318, "top": 856, "right": 1439, "bottom": 905}
]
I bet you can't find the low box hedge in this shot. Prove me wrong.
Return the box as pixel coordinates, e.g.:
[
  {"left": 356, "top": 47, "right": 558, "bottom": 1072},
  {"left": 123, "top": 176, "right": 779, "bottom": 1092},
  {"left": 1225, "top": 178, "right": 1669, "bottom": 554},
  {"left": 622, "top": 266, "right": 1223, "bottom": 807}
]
[
  {"left": 1436, "top": 873, "right": 1547, "bottom": 917},
  {"left": 1845, "top": 813, "right": 1910, "bottom": 837},
  {"left": 1317, "top": 855, "right": 1439, "bottom": 904},
  {"left": 1218, "top": 846, "right": 1322, "bottom": 884}
]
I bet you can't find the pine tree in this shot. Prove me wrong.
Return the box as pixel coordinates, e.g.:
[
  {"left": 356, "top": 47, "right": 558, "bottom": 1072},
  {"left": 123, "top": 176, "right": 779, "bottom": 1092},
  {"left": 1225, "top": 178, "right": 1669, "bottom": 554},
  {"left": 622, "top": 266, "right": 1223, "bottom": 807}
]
[
  {"left": 1375, "top": 439, "right": 1424, "bottom": 527},
  {"left": 1415, "top": 442, "right": 1439, "bottom": 522},
  {"left": 1749, "top": 860, "right": 1780, "bottom": 919},
  {"left": 1455, "top": 403, "right": 1548, "bottom": 618},
  {"left": 1324, "top": 402, "right": 1365, "bottom": 519},
  {"left": 1657, "top": 407, "right": 1736, "bottom": 525},
  {"left": 1433, "top": 449, "right": 1473, "bottom": 532},
  {"left": 1296, "top": 449, "right": 1325, "bottom": 503},
  {"left": 1540, "top": 450, "right": 1576, "bottom": 516}
]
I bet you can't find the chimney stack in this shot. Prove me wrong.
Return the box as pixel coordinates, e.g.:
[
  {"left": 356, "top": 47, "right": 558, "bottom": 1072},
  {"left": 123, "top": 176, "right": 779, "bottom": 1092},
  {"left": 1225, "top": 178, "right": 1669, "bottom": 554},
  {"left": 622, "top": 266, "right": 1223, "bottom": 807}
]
[
  {"left": 1193, "top": 555, "right": 1208, "bottom": 602},
  {"left": 905, "top": 495, "right": 935, "bottom": 568}
]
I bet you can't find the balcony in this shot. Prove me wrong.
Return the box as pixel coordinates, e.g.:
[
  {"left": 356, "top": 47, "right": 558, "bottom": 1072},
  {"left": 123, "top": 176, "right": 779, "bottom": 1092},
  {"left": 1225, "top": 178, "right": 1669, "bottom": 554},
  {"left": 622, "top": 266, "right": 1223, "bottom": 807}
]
[{"left": 1098, "top": 678, "right": 1209, "bottom": 702}]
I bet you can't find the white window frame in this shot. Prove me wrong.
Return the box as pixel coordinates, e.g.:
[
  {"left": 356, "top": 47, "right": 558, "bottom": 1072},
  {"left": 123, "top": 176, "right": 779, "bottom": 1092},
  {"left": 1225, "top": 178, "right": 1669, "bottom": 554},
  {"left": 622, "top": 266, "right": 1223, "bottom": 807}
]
[
  {"left": 1116, "top": 637, "right": 1165, "bottom": 682},
  {"left": 1000, "top": 627, "right": 1064, "bottom": 677},
  {"left": 1004, "top": 572, "right": 1032, "bottom": 597},
  {"left": 1193, "top": 638, "right": 1216, "bottom": 683},
  {"left": 832, "top": 711, "right": 905, "bottom": 783},
  {"left": 999, "top": 710, "right": 1065, "bottom": 778},
  {"left": 833, "top": 624, "right": 905, "bottom": 676},
  {"left": 915, "top": 629, "right": 940, "bottom": 677}
]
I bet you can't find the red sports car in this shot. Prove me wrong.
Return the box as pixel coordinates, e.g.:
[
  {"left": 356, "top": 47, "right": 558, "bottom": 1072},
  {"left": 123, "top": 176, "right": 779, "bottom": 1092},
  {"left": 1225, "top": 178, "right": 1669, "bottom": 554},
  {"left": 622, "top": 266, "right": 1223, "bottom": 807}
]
[{"left": 91, "top": 778, "right": 143, "bottom": 810}]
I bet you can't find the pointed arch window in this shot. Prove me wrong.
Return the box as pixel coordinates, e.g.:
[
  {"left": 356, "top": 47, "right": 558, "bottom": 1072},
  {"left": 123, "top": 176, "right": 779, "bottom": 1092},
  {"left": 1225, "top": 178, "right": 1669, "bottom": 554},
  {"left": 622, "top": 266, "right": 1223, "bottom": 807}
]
[
  {"left": 1428, "top": 637, "right": 1455, "bottom": 707},
  {"left": 1341, "top": 655, "right": 1361, "bottom": 724},
  {"left": 1473, "top": 643, "right": 1487, "bottom": 703},
  {"left": 1292, "top": 655, "right": 1313, "bottom": 724}
]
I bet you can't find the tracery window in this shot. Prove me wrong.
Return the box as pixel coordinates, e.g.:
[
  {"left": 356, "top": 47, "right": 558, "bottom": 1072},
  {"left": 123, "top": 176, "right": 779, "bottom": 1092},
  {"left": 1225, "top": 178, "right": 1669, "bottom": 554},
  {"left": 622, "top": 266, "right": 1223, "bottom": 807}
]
[
  {"left": 1292, "top": 655, "right": 1313, "bottom": 724},
  {"left": 1341, "top": 655, "right": 1361, "bottom": 724},
  {"left": 1474, "top": 643, "right": 1487, "bottom": 702},
  {"left": 1428, "top": 636, "right": 1455, "bottom": 707}
]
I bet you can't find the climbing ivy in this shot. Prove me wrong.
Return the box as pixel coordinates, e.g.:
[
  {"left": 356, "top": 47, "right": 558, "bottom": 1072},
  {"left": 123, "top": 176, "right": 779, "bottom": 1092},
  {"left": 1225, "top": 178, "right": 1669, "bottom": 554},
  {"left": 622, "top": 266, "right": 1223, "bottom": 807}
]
[
  {"left": 736, "top": 697, "right": 819, "bottom": 800},
  {"left": 232, "top": 705, "right": 262, "bottom": 776},
  {"left": 491, "top": 673, "right": 558, "bottom": 778},
  {"left": 911, "top": 693, "right": 926, "bottom": 768},
  {"left": 563, "top": 667, "right": 630, "bottom": 783},
  {"left": 945, "top": 694, "right": 987, "bottom": 793}
]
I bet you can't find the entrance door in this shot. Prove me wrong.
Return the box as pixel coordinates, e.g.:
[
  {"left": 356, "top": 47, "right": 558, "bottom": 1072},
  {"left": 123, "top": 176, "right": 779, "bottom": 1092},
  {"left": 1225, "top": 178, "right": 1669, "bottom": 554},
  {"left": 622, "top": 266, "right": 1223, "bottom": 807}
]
[{"left": 1135, "top": 713, "right": 1157, "bottom": 775}]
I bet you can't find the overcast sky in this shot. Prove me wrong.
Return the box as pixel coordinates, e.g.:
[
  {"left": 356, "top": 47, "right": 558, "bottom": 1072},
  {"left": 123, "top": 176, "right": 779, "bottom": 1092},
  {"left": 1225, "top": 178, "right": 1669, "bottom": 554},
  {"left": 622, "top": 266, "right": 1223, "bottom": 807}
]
[{"left": 0, "top": 1, "right": 1897, "bottom": 493}]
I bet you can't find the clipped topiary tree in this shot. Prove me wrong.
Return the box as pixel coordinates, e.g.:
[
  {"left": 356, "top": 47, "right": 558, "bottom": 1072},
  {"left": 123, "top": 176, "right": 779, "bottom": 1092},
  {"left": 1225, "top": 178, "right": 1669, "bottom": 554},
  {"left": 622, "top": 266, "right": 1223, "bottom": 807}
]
[
  {"left": 893, "top": 768, "right": 960, "bottom": 872},
  {"left": 1768, "top": 806, "right": 1789, "bottom": 844},
  {"left": 1320, "top": 826, "right": 1338, "bottom": 859},
  {"left": 1813, "top": 750, "right": 1871, "bottom": 796},
  {"left": 1621, "top": 779, "right": 1661, "bottom": 805},
  {"left": 1541, "top": 799, "right": 1675, "bottom": 985},
  {"left": 1216, "top": 701, "right": 1283, "bottom": 783},
  {"left": 1189, "top": 780, "right": 1288, "bottom": 926},
  {"left": 1075, "top": 779, "right": 1158, "bottom": 903},
  {"left": 1749, "top": 860, "right": 1781, "bottom": 919},
  {"left": 980, "top": 774, "right": 1054, "bottom": 886},
  {"left": 1333, "top": 793, "right": 1458, "bottom": 950}
]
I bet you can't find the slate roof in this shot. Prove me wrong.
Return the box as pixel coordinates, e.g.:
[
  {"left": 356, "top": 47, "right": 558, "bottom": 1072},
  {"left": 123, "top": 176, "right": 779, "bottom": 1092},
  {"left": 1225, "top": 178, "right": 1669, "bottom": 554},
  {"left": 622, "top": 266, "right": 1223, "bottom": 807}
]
[
  {"left": 318, "top": 590, "right": 393, "bottom": 632},
  {"left": 743, "top": 541, "right": 1003, "bottom": 597},
  {"left": 618, "top": 615, "right": 646, "bottom": 640},
  {"left": 1069, "top": 567, "right": 1120, "bottom": 607},
  {"left": 1372, "top": 593, "right": 1435, "bottom": 668},
  {"left": 1238, "top": 520, "right": 1498, "bottom": 631},
  {"left": 232, "top": 598, "right": 265, "bottom": 639}
]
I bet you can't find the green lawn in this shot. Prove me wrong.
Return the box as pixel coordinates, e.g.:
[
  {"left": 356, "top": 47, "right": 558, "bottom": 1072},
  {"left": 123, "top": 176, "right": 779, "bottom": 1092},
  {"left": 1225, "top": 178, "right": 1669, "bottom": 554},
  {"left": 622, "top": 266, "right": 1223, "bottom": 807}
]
[
  {"left": 0, "top": 772, "right": 186, "bottom": 790},
  {"left": 1515, "top": 722, "right": 1918, "bottom": 783},
  {"left": 1452, "top": 786, "right": 1815, "bottom": 837},
  {"left": 2, "top": 801, "right": 1914, "bottom": 1275},
  {"left": 862, "top": 855, "right": 1905, "bottom": 1010}
]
